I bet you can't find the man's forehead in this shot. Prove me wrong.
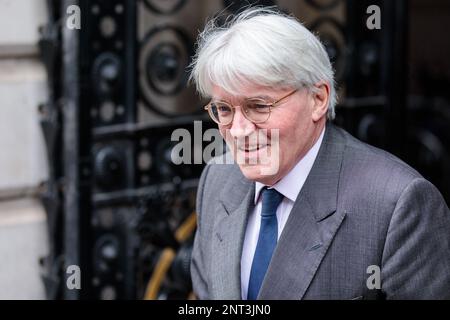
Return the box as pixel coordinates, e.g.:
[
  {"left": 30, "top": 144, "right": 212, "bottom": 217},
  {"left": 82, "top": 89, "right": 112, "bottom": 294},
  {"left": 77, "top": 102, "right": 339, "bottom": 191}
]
[{"left": 210, "top": 85, "right": 277, "bottom": 101}]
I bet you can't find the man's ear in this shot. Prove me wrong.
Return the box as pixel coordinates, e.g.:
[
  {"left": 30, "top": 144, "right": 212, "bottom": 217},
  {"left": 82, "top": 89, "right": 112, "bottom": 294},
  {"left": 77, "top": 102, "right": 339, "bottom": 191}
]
[{"left": 311, "top": 82, "right": 330, "bottom": 122}]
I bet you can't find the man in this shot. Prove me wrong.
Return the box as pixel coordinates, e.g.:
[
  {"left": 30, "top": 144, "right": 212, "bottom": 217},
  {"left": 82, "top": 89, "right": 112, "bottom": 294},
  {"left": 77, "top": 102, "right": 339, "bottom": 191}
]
[{"left": 189, "top": 7, "right": 450, "bottom": 299}]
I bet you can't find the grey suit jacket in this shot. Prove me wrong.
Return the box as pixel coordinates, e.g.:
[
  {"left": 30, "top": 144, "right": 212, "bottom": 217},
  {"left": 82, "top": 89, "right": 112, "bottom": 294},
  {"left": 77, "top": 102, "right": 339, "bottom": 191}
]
[{"left": 191, "top": 123, "right": 450, "bottom": 299}]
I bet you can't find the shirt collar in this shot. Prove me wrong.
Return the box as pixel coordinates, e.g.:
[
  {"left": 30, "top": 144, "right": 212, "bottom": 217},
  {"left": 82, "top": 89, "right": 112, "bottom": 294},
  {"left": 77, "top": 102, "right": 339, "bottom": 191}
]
[{"left": 254, "top": 125, "right": 326, "bottom": 204}]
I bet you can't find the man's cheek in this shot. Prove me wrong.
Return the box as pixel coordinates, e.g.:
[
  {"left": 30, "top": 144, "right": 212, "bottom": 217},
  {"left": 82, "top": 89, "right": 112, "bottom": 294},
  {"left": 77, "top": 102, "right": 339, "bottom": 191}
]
[
  {"left": 219, "top": 127, "right": 229, "bottom": 141},
  {"left": 220, "top": 129, "right": 234, "bottom": 150},
  {"left": 259, "top": 129, "right": 280, "bottom": 176}
]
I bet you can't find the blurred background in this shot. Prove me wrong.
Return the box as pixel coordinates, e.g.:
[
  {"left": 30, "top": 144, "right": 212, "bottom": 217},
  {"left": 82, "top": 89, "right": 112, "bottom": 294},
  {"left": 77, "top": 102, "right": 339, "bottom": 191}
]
[{"left": 0, "top": 0, "right": 449, "bottom": 299}]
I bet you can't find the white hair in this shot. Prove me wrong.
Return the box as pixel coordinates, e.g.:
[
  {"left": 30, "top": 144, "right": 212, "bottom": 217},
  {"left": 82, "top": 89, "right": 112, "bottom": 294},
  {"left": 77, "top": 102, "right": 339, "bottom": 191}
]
[{"left": 189, "top": 7, "right": 337, "bottom": 120}]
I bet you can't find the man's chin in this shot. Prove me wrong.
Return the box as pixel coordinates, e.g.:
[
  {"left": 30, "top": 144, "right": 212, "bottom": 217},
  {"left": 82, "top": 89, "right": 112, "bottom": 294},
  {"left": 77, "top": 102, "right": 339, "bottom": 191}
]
[{"left": 238, "top": 163, "right": 279, "bottom": 185}]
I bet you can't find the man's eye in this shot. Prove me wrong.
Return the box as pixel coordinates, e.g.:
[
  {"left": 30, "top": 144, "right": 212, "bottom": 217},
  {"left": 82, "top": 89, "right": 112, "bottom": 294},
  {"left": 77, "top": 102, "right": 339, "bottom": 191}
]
[
  {"left": 248, "top": 103, "right": 270, "bottom": 112},
  {"left": 216, "top": 105, "right": 231, "bottom": 113}
]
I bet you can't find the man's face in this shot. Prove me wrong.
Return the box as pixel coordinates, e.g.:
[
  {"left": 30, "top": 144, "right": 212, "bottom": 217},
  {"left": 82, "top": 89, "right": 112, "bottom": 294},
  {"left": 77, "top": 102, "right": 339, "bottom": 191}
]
[{"left": 211, "top": 83, "right": 325, "bottom": 186}]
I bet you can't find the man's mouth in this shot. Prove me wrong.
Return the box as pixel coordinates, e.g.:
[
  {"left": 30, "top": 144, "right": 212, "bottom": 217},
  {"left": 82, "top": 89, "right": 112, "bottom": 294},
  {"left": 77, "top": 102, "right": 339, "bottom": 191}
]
[{"left": 238, "top": 144, "right": 268, "bottom": 152}]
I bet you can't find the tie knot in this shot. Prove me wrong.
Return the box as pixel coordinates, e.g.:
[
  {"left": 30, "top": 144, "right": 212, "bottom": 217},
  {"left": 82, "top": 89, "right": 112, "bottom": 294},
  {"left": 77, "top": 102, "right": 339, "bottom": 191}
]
[{"left": 261, "top": 187, "right": 284, "bottom": 217}]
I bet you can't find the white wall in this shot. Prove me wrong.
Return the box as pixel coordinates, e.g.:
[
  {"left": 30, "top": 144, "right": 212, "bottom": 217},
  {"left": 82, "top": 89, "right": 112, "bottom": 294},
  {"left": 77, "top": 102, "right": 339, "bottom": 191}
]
[
  {"left": 0, "top": 0, "right": 50, "bottom": 299},
  {"left": 0, "top": 0, "right": 49, "bottom": 56},
  {"left": 0, "top": 199, "right": 49, "bottom": 299},
  {"left": 0, "top": 59, "right": 49, "bottom": 191}
]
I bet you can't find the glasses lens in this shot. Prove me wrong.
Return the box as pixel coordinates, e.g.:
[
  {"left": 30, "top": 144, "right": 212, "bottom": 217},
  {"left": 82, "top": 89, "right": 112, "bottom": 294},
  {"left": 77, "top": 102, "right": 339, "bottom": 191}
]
[
  {"left": 210, "top": 102, "right": 233, "bottom": 124},
  {"left": 244, "top": 100, "right": 271, "bottom": 123}
]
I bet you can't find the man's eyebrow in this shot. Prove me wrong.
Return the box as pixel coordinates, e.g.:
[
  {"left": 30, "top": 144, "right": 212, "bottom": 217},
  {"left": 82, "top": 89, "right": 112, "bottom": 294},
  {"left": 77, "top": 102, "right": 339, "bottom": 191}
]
[
  {"left": 211, "top": 94, "right": 273, "bottom": 101},
  {"left": 250, "top": 95, "right": 272, "bottom": 100},
  {"left": 210, "top": 97, "right": 229, "bottom": 102}
]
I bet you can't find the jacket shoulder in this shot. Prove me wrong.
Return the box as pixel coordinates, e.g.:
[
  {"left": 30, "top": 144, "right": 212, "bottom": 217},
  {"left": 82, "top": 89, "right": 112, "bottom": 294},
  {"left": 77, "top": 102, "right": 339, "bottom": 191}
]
[
  {"left": 335, "top": 125, "right": 427, "bottom": 214},
  {"left": 337, "top": 126, "right": 422, "bottom": 182}
]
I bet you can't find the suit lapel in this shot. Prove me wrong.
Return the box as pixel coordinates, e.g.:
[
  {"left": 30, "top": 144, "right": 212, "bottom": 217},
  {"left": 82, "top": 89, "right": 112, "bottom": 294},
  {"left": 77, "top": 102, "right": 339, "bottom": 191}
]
[
  {"left": 211, "top": 166, "right": 255, "bottom": 299},
  {"left": 258, "top": 123, "right": 347, "bottom": 299}
]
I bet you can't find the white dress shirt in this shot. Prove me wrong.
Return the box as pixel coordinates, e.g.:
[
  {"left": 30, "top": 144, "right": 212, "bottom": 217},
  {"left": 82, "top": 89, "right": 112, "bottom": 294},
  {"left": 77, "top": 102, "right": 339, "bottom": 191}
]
[{"left": 240, "top": 126, "right": 325, "bottom": 299}]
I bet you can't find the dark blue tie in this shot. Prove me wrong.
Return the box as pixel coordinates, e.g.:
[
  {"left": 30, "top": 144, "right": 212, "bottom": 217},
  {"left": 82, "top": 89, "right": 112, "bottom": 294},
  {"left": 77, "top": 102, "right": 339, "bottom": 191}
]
[{"left": 247, "top": 187, "right": 284, "bottom": 300}]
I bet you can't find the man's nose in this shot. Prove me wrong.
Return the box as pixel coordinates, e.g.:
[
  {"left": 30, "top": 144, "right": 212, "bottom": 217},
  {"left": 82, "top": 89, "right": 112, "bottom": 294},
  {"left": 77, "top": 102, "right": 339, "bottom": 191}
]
[{"left": 229, "top": 107, "right": 255, "bottom": 138}]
